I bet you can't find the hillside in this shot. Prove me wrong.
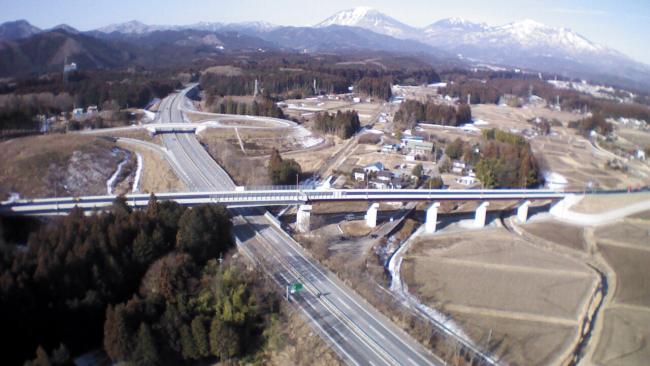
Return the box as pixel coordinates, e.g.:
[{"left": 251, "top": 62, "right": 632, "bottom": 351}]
[
  {"left": 0, "top": 135, "right": 135, "bottom": 199},
  {"left": 0, "top": 29, "right": 132, "bottom": 77}
]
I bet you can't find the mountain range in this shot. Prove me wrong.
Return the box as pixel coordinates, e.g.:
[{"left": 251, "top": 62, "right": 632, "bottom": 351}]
[{"left": 0, "top": 7, "right": 648, "bottom": 90}]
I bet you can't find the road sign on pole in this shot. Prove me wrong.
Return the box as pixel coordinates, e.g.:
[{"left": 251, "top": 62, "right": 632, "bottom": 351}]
[{"left": 290, "top": 283, "right": 303, "bottom": 294}]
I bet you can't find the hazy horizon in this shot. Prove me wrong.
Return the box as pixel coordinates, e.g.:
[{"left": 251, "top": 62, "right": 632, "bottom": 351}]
[{"left": 3, "top": 0, "right": 649, "bottom": 65}]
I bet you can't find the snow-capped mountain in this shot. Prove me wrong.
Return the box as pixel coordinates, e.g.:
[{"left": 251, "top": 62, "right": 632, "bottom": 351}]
[
  {"left": 96, "top": 20, "right": 166, "bottom": 34},
  {"left": 311, "top": 8, "right": 649, "bottom": 86},
  {"left": 220, "top": 21, "right": 279, "bottom": 33},
  {"left": 427, "top": 17, "right": 489, "bottom": 31},
  {"left": 314, "top": 7, "right": 418, "bottom": 39}
]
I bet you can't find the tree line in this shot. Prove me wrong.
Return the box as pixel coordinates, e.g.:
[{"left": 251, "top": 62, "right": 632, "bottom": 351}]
[
  {"left": 567, "top": 114, "right": 614, "bottom": 137},
  {"left": 0, "top": 195, "right": 280, "bottom": 365},
  {"left": 199, "top": 64, "right": 439, "bottom": 101},
  {"left": 394, "top": 100, "right": 472, "bottom": 127},
  {"left": 313, "top": 110, "right": 361, "bottom": 139},
  {"left": 205, "top": 97, "right": 286, "bottom": 119},
  {"left": 439, "top": 69, "right": 650, "bottom": 121}
]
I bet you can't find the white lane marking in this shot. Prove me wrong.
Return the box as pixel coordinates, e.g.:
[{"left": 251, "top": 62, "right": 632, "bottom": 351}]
[
  {"left": 338, "top": 298, "right": 352, "bottom": 310},
  {"left": 367, "top": 325, "right": 386, "bottom": 340},
  {"left": 408, "top": 357, "right": 418, "bottom": 366},
  {"left": 279, "top": 273, "right": 290, "bottom": 284}
]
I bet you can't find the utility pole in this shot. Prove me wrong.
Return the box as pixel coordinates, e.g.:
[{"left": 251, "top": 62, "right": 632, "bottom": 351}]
[{"left": 254, "top": 79, "right": 259, "bottom": 98}]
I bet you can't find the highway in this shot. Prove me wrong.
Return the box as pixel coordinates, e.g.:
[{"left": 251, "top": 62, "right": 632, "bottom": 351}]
[{"left": 151, "top": 86, "right": 444, "bottom": 366}]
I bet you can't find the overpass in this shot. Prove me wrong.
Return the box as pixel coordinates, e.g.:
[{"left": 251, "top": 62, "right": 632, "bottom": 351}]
[{"left": 1, "top": 187, "right": 570, "bottom": 236}]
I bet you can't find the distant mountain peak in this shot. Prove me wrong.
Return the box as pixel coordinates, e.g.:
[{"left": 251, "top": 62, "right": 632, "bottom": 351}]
[
  {"left": 431, "top": 17, "right": 487, "bottom": 30},
  {"left": 0, "top": 19, "right": 42, "bottom": 39},
  {"left": 49, "top": 24, "right": 79, "bottom": 33},
  {"left": 314, "top": 7, "right": 416, "bottom": 39}
]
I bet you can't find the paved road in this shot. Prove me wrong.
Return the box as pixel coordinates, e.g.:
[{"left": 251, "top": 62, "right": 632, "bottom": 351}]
[{"left": 157, "top": 86, "right": 443, "bottom": 366}]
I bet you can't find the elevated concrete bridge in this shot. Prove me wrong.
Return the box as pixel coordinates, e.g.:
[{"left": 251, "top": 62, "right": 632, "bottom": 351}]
[{"left": 1, "top": 187, "right": 570, "bottom": 232}]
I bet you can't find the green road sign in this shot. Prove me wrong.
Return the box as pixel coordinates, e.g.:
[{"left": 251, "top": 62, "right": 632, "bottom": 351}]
[{"left": 291, "top": 283, "right": 303, "bottom": 293}]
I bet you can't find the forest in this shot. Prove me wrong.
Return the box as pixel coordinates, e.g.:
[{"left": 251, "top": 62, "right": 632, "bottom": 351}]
[
  {"left": 204, "top": 97, "right": 286, "bottom": 119},
  {"left": 0, "top": 195, "right": 281, "bottom": 365},
  {"left": 394, "top": 100, "right": 472, "bottom": 127},
  {"left": 439, "top": 69, "right": 650, "bottom": 121},
  {"left": 0, "top": 68, "right": 182, "bottom": 135},
  {"left": 477, "top": 129, "right": 541, "bottom": 188},
  {"left": 444, "top": 129, "right": 541, "bottom": 188},
  {"left": 313, "top": 110, "right": 361, "bottom": 139},
  {"left": 199, "top": 64, "right": 439, "bottom": 101}
]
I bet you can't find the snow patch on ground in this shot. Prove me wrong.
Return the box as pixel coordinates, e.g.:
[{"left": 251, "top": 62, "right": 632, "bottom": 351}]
[
  {"left": 472, "top": 118, "right": 489, "bottom": 125},
  {"left": 387, "top": 226, "right": 475, "bottom": 345},
  {"left": 106, "top": 157, "right": 128, "bottom": 195},
  {"left": 184, "top": 97, "right": 196, "bottom": 111},
  {"left": 142, "top": 109, "right": 157, "bottom": 122},
  {"left": 288, "top": 126, "right": 324, "bottom": 148},
  {"left": 132, "top": 153, "right": 143, "bottom": 192},
  {"left": 363, "top": 128, "right": 384, "bottom": 135}
]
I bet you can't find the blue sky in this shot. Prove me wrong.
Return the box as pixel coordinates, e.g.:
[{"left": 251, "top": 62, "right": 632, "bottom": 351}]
[{"left": 3, "top": 0, "right": 649, "bottom": 64}]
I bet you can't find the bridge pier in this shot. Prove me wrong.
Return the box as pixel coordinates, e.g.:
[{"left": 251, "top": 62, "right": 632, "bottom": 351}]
[
  {"left": 517, "top": 201, "right": 531, "bottom": 222},
  {"left": 425, "top": 202, "right": 441, "bottom": 233},
  {"left": 365, "top": 203, "right": 379, "bottom": 228},
  {"left": 475, "top": 202, "right": 490, "bottom": 228},
  {"left": 297, "top": 204, "right": 312, "bottom": 233},
  {"left": 549, "top": 194, "right": 579, "bottom": 220}
]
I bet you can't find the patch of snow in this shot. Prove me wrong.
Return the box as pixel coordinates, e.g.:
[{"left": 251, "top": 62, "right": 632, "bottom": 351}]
[
  {"left": 471, "top": 118, "right": 489, "bottom": 125},
  {"left": 288, "top": 126, "right": 325, "bottom": 148},
  {"left": 363, "top": 129, "right": 384, "bottom": 135},
  {"left": 106, "top": 157, "right": 128, "bottom": 195},
  {"left": 132, "top": 153, "right": 143, "bottom": 192},
  {"left": 387, "top": 226, "right": 474, "bottom": 344},
  {"left": 460, "top": 124, "right": 481, "bottom": 132},
  {"left": 142, "top": 109, "right": 156, "bottom": 122}
]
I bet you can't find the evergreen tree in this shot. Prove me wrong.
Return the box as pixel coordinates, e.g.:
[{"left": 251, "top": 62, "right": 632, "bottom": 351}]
[
  {"left": 131, "top": 323, "right": 159, "bottom": 366},
  {"left": 191, "top": 316, "right": 210, "bottom": 358},
  {"left": 146, "top": 193, "right": 158, "bottom": 218},
  {"left": 209, "top": 317, "right": 239, "bottom": 360},
  {"left": 104, "top": 305, "right": 132, "bottom": 362},
  {"left": 180, "top": 324, "right": 200, "bottom": 360},
  {"left": 133, "top": 230, "right": 155, "bottom": 264}
]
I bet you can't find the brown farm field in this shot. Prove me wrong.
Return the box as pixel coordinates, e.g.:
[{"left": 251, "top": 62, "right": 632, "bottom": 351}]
[
  {"left": 593, "top": 308, "right": 650, "bottom": 366},
  {"left": 402, "top": 228, "right": 598, "bottom": 366},
  {"left": 571, "top": 192, "right": 650, "bottom": 214},
  {"left": 599, "top": 244, "right": 650, "bottom": 307},
  {"left": 521, "top": 220, "right": 586, "bottom": 251}
]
